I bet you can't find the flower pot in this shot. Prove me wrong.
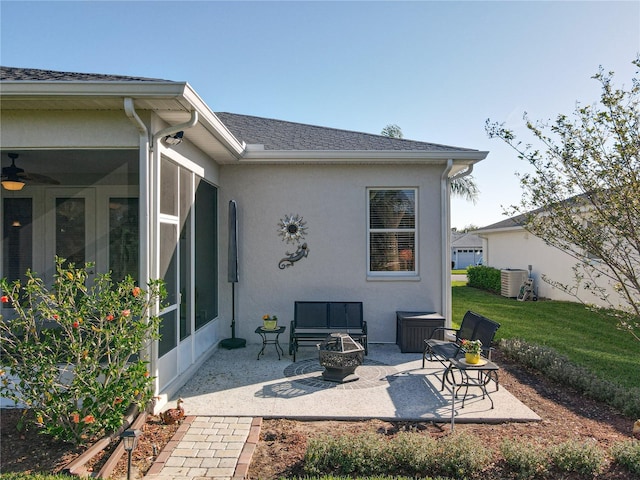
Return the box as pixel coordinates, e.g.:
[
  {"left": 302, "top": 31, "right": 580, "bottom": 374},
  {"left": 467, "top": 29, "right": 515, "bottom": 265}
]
[
  {"left": 465, "top": 352, "right": 481, "bottom": 364},
  {"left": 263, "top": 319, "right": 277, "bottom": 330}
]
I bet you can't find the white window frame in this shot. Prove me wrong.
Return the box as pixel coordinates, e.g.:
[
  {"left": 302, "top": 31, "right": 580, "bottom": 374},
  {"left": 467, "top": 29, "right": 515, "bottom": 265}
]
[{"left": 367, "top": 187, "right": 418, "bottom": 278}]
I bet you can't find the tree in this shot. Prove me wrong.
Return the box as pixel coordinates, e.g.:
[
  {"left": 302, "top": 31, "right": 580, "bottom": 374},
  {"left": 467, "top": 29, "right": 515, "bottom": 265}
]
[
  {"left": 381, "top": 123, "right": 403, "bottom": 138},
  {"left": 380, "top": 124, "right": 479, "bottom": 202},
  {"left": 486, "top": 58, "right": 640, "bottom": 341}
]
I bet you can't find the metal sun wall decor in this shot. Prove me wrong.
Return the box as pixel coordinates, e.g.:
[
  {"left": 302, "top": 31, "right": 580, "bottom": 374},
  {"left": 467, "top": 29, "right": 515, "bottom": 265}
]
[{"left": 277, "top": 213, "right": 309, "bottom": 269}]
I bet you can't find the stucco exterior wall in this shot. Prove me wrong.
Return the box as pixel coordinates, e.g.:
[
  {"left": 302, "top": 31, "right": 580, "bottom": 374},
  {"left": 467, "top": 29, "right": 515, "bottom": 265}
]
[
  {"left": 1, "top": 110, "right": 140, "bottom": 148},
  {"left": 219, "top": 163, "right": 446, "bottom": 344},
  {"left": 481, "top": 229, "right": 623, "bottom": 307}
]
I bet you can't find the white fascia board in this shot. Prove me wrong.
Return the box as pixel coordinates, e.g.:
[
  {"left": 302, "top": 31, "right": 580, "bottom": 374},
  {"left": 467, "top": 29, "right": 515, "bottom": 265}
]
[
  {"left": 239, "top": 149, "right": 489, "bottom": 164},
  {"left": 0, "top": 81, "right": 189, "bottom": 98},
  {"left": 475, "top": 225, "right": 525, "bottom": 235}
]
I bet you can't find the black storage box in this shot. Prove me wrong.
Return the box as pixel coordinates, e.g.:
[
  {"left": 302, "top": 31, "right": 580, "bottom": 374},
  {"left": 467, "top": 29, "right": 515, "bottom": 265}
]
[{"left": 396, "top": 311, "right": 445, "bottom": 353}]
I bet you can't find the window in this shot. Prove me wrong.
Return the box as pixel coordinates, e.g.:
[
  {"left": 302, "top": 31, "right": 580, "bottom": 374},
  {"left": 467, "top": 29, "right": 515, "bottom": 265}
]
[
  {"left": 368, "top": 188, "right": 417, "bottom": 275},
  {"left": 2, "top": 198, "right": 33, "bottom": 298},
  {"left": 109, "top": 198, "right": 139, "bottom": 282}
]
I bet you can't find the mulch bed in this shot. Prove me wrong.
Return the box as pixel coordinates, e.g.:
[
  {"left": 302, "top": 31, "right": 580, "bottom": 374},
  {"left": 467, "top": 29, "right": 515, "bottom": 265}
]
[{"left": 0, "top": 350, "right": 637, "bottom": 479}]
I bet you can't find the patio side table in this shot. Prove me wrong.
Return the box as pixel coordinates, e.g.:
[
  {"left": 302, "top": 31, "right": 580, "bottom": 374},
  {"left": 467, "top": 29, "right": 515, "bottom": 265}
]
[
  {"left": 443, "top": 357, "right": 499, "bottom": 429},
  {"left": 255, "top": 326, "right": 286, "bottom": 360}
]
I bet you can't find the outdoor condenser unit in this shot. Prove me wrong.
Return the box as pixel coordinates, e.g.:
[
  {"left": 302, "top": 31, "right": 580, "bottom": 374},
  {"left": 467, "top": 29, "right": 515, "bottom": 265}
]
[{"left": 501, "top": 269, "right": 529, "bottom": 298}]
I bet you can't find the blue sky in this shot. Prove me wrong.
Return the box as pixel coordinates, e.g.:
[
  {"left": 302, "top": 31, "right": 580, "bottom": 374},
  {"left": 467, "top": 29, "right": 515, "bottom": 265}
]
[{"left": 2, "top": 1, "right": 638, "bottom": 229}]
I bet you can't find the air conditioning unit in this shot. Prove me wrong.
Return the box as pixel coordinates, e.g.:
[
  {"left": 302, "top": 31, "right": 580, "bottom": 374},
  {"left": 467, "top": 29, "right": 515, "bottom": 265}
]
[{"left": 501, "top": 269, "right": 529, "bottom": 298}]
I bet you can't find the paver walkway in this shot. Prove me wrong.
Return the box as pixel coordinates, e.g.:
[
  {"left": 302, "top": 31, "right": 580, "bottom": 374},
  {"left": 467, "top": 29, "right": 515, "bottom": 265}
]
[{"left": 144, "top": 416, "right": 261, "bottom": 480}]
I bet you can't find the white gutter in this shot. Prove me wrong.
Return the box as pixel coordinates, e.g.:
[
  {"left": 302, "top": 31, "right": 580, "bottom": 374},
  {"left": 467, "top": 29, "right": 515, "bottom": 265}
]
[
  {"left": 449, "top": 163, "right": 474, "bottom": 182},
  {"left": 239, "top": 150, "right": 489, "bottom": 162},
  {"left": 441, "top": 159, "right": 454, "bottom": 327},
  {"left": 152, "top": 110, "right": 199, "bottom": 147}
]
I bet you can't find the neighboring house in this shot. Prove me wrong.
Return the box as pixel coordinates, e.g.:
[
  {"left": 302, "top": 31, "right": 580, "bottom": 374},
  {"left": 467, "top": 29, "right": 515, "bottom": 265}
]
[
  {"left": 476, "top": 214, "right": 623, "bottom": 307},
  {"left": 451, "top": 230, "right": 482, "bottom": 269},
  {"left": 0, "top": 66, "right": 488, "bottom": 406}
]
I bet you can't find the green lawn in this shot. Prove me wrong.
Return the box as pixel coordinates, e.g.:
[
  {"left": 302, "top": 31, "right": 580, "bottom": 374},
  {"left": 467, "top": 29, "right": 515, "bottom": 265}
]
[{"left": 452, "top": 285, "right": 639, "bottom": 390}]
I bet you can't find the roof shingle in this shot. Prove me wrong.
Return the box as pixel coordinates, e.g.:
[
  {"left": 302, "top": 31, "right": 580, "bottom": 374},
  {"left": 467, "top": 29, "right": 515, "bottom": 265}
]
[
  {"left": 216, "top": 112, "right": 476, "bottom": 152},
  {"left": 0, "top": 66, "right": 171, "bottom": 82}
]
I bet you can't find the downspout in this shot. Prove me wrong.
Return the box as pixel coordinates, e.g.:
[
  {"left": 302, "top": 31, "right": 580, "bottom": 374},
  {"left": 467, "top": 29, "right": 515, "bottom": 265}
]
[
  {"left": 441, "top": 160, "right": 454, "bottom": 327},
  {"left": 124, "top": 97, "right": 156, "bottom": 392},
  {"left": 152, "top": 110, "right": 198, "bottom": 146},
  {"left": 442, "top": 163, "right": 475, "bottom": 326},
  {"left": 124, "top": 98, "right": 150, "bottom": 293}
]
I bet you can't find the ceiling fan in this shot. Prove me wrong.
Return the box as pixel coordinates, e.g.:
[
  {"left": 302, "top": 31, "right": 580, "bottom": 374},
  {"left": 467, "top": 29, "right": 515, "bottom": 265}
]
[{"left": 2, "top": 153, "right": 60, "bottom": 190}]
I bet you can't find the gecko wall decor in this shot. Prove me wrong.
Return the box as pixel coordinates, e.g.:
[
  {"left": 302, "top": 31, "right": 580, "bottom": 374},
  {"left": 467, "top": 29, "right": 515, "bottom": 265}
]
[{"left": 277, "top": 213, "right": 309, "bottom": 269}]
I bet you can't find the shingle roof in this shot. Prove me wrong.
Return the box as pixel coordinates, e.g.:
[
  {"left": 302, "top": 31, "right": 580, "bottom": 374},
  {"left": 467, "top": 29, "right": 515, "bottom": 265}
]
[
  {"left": 451, "top": 232, "right": 483, "bottom": 248},
  {"left": 477, "top": 215, "right": 527, "bottom": 232},
  {"left": 215, "top": 112, "right": 477, "bottom": 152},
  {"left": 1, "top": 66, "right": 483, "bottom": 154},
  {"left": 0, "top": 66, "right": 171, "bottom": 82}
]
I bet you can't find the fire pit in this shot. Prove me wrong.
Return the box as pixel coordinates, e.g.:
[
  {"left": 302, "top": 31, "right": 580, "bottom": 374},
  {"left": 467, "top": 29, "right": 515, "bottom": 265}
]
[{"left": 318, "top": 333, "right": 365, "bottom": 383}]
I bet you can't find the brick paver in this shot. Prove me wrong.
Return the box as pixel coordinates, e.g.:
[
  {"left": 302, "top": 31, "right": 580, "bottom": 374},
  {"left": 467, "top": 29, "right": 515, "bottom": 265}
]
[{"left": 144, "top": 416, "right": 261, "bottom": 480}]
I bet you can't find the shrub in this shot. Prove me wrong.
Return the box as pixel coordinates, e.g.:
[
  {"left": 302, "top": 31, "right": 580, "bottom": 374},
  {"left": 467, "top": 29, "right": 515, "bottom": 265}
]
[
  {"left": 0, "top": 258, "right": 165, "bottom": 445},
  {"left": 304, "top": 432, "right": 387, "bottom": 476},
  {"left": 467, "top": 265, "right": 501, "bottom": 293},
  {"left": 548, "top": 439, "right": 606, "bottom": 475},
  {"left": 436, "top": 432, "right": 492, "bottom": 478},
  {"left": 386, "top": 431, "right": 438, "bottom": 474},
  {"left": 500, "top": 439, "right": 548, "bottom": 479},
  {"left": 499, "top": 338, "right": 640, "bottom": 417},
  {"left": 611, "top": 439, "right": 640, "bottom": 474},
  {"left": 304, "top": 431, "right": 465, "bottom": 478}
]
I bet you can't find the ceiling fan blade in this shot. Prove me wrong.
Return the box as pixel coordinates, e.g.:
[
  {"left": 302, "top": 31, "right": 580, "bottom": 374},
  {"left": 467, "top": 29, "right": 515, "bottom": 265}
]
[
  {"left": 21, "top": 172, "right": 61, "bottom": 185},
  {"left": 2, "top": 153, "right": 60, "bottom": 185}
]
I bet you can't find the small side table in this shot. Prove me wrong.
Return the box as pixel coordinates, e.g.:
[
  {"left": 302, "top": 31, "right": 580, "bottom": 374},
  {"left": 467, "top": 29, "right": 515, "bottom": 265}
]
[
  {"left": 443, "top": 356, "right": 499, "bottom": 429},
  {"left": 255, "top": 326, "right": 286, "bottom": 360}
]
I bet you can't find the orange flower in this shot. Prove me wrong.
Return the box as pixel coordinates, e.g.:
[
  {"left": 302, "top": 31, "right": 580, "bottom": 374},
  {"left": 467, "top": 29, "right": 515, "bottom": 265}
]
[
  {"left": 1, "top": 296, "right": 8, "bottom": 303},
  {"left": 113, "top": 397, "right": 123, "bottom": 405},
  {"left": 72, "top": 321, "right": 80, "bottom": 329},
  {"left": 83, "top": 415, "right": 95, "bottom": 424},
  {"left": 144, "top": 371, "right": 150, "bottom": 377},
  {"left": 122, "top": 309, "right": 131, "bottom": 317},
  {"left": 106, "top": 314, "right": 114, "bottom": 321},
  {"left": 132, "top": 286, "right": 141, "bottom": 297},
  {"left": 71, "top": 412, "right": 80, "bottom": 423},
  {"left": 52, "top": 314, "right": 59, "bottom": 320}
]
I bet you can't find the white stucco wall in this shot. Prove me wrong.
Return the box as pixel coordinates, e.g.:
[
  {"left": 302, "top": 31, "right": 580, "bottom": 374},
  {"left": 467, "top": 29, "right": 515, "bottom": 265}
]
[
  {"left": 1, "top": 110, "right": 140, "bottom": 148},
  {"left": 219, "top": 163, "right": 447, "bottom": 344},
  {"left": 481, "top": 228, "right": 624, "bottom": 307}
]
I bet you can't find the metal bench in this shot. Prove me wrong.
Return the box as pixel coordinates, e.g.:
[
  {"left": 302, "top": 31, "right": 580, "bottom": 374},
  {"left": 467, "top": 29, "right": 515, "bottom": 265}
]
[{"left": 289, "top": 301, "right": 367, "bottom": 361}]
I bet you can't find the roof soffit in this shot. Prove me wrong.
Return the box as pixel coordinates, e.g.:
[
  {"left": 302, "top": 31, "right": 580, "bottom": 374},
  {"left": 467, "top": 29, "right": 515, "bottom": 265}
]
[{"left": 1, "top": 80, "right": 245, "bottom": 161}]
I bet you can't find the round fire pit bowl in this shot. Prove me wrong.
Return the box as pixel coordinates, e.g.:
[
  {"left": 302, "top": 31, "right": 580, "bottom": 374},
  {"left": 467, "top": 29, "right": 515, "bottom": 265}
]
[{"left": 318, "top": 333, "right": 365, "bottom": 383}]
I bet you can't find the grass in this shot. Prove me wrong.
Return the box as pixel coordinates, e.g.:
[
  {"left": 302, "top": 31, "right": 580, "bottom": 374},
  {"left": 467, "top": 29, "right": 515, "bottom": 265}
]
[
  {"left": 451, "top": 284, "right": 638, "bottom": 390},
  {"left": 451, "top": 269, "right": 467, "bottom": 275}
]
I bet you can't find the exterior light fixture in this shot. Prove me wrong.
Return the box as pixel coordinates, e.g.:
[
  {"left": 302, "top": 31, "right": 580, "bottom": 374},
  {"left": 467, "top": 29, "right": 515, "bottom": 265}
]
[
  {"left": 120, "top": 428, "right": 142, "bottom": 480},
  {"left": 163, "top": 131, "right": 184, "bottom": 146}
]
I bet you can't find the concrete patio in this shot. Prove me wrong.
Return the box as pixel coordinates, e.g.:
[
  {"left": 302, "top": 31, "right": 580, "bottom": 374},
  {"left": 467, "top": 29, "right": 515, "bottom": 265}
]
[{"left": 173, "top": 341, "right": 540, "bottom": 425}]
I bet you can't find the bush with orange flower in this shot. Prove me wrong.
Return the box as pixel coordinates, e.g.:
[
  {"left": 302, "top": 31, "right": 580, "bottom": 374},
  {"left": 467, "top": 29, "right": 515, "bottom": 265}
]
[{"left": 0, "top": 257, "right": 165, "bottom": 445}]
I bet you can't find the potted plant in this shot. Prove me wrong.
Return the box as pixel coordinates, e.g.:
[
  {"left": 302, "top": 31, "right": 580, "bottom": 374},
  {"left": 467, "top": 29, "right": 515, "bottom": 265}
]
[
  {"left": 460, "top": 339, "right": 483, "bottom": 364},
  {"left": 262, "top": 314, "right": 278, "bottom": 330}
]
